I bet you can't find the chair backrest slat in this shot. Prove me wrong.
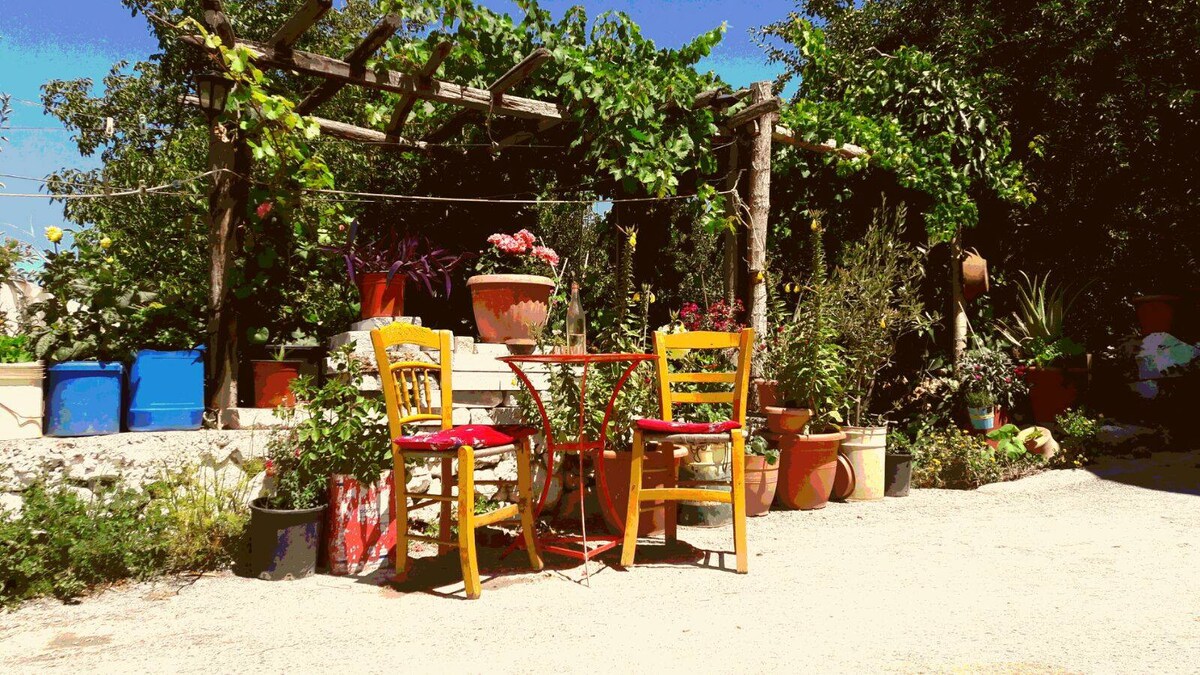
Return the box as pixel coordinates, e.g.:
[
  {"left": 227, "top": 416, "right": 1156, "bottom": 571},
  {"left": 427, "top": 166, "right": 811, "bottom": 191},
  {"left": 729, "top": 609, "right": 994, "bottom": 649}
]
[
  {"left": 652, "top": 328, "right": 755, "bottom": 425},
  {"left": 371, "top": 324, "right": 454, "bottom": 440}
]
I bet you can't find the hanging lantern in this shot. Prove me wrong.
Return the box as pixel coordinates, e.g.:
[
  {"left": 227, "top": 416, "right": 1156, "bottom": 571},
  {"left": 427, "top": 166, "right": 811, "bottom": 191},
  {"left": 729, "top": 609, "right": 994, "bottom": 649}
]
[{"left": 194, "top": 72, "right": 231, "bottom": 120}]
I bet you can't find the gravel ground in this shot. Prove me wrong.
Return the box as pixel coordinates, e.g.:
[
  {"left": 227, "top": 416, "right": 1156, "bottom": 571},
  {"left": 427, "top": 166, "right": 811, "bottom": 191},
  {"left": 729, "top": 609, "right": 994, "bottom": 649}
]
[{"left": 2, "top": 450, "right": 1198, "bottom": 674}]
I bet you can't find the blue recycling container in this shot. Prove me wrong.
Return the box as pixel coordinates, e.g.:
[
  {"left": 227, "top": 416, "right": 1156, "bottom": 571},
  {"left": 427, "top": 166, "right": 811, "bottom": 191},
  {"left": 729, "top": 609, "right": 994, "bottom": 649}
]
[
  {"left": 127, "top": 348, "right": 205, "bottom": 432},
  {"left": 45, "top": 361, "right": 125, "bottom": 437}
]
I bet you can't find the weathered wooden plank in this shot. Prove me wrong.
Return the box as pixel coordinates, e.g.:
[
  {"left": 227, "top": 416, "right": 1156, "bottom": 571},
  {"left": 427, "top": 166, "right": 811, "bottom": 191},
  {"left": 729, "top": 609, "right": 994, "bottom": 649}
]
[
  {"left": 423, "top": 109, "right": 480, "bottom": 143},
  {"left": 489, "top": 48, "right": 552, "bottom": 96},
  {"left": 181, "top": 35, "right": 562, "bottom": 121},
  {"left": 296, "top": 13, "right": 402, "bottom": 114},
  {"left": 490, "top": 118, "right": 560, "bottom": 153},
  {"left": 725, "top": 96, "right": 782, "bottom": 129},
  {"left": 268, "top": 0, "right": 333, "bottom": 50},
  {"left": 387, "top": 41, "right": 454, "bottom": 137},
  {"left": 772, "top": 124, "right": 868, "bottom": 159}
]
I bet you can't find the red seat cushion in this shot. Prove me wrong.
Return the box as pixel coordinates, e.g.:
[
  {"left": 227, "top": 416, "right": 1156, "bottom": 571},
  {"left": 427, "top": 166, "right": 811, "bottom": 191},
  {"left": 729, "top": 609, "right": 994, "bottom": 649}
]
[
  {"left": 393, "top": 424, "right": 537, "bottom": 452},
  {"left": 634, "top": 419, "right": 741, "bottom": 434}
]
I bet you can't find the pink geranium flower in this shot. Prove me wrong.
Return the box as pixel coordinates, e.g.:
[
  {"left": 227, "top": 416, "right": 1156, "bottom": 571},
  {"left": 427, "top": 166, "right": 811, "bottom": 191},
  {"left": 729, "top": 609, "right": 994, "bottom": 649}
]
[
  {"left": 531, "top": 245, "right": 559, "bottom": 267},
  {"left": 256, "top": 201, "right": 273, "bottom": 219},
  {"left": 515, "top": 229, "right": 537, "bottom": 247}
]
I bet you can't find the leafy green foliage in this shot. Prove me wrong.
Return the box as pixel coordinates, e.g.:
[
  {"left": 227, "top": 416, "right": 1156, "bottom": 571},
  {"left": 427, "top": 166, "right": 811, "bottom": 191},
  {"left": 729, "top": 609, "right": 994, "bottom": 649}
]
[
  {"left": 958, "top": 345, "right": 1027, "bottom": 410},
  {"left": 1051, "top": 408, "right": 1102, "bottom": 468},
  {"left": 830, "top": 198, "right": 927, "bottom": 425},
  {"left": 0, "top": 335, "right": 34, "bottom": 364},
  {"left": 0, "top": 239, "right": 34, "bottom": 285},
  {"left": 904, "top": 427, "right": 1039, "bottom": 489},
  {"left": 985, "top": 424, "right": 1030, "bottom": 461},
  {"left": 148, "top": 465, "right": 255, "bottom": 573},
  {"left": 265, "top": 345, "right": 391, "bottom": 510},
  {"left": 759, "top": 17, "right": 1033, "bottom": 242},
  {"left": 747, "top": 434, "right": 780, "bottom": 465},
  {"left": 998, "top": 272, "right": 1085, "bottom": 367}
]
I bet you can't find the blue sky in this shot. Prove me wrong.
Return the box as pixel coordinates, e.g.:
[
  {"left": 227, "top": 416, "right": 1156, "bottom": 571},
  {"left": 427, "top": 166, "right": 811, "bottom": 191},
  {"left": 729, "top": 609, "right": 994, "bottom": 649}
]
[{"left": 0, "top": 1, "right": 793, "bottom": 247}]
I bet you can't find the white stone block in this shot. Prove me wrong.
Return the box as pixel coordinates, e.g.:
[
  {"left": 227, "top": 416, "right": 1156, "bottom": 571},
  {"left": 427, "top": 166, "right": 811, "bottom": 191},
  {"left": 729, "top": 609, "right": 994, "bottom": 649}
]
[
  {"left": 220, "top": 407, "right": 305, "bottom": 430},
  {"left": 348, "top": 316, "right": 421, "bottom": 332}
]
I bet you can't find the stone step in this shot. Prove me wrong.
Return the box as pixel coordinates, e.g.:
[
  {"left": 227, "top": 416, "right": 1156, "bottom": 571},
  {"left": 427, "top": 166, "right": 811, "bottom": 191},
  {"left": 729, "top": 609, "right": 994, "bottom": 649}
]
[
  {"left": 220, "top": 407, "right": 309, "bottom": 430},
  {"left": 348, "top": 316, "right": 421, "bottom": 332}
]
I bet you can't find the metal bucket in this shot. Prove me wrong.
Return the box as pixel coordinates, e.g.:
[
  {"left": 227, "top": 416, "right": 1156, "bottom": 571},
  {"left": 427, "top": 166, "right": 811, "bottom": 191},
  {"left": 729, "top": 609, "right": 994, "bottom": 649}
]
[{"left": 678, "top": 443, "right": 731, "bottom": 527}]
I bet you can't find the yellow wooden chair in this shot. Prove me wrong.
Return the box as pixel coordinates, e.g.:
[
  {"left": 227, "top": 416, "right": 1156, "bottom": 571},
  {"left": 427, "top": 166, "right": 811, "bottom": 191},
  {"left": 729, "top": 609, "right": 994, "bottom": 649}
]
[
  {"left": 620, "top": 328, "right": 754, "bottom": 573},
  {"left": 371, "top": 323, "right": 542, "bottom": 599}
]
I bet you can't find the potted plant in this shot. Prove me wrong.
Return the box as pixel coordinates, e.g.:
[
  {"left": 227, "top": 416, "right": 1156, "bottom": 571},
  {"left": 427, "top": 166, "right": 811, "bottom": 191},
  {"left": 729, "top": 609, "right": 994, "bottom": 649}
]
[
  {"left": 1000, "top": 272, "right": 1089, "bottom": 423},
  {"left": 830, "top": 198, "right": 925, "bottom": 501},
  {"left": 1130, "top": 295, "right": 1183, "bottom": 336},
  {"left": 964, "top": 387, "right": 997, "bottom": 430},
  {"left": 744, "top": 435, "right": 780, "bottom": 517},
  {"left": 767, "top": 215, "right": 846, "bottom": 511},
  {"left": 883, "top": 431, "right": 913, "bottom": 497},
  {"left": 467, "top": 229, "right": 560, "bottom": 344},
  {"left": 274, "top": 345, "right": 394, "bottom": 576},
  {"left": 125, "top": 292, "right": 206, "bottom": 432},
  {"left": 0, "top": 335, "right": 44, "bottom": 440},
  {"left": 27, "top": 228, "right": 146, "bottom": 437},
  {"left": 252, "top": 431, "right": 329, "bottom": 581},
  {"left": 251, "top": 345, "right": 302, "bottom": 409},
  {"left": 959, "top": 343, "right": 1028, "bottom": 429},
  {"left": 326, "top": 220, "right": 464, "bottom": 320}
]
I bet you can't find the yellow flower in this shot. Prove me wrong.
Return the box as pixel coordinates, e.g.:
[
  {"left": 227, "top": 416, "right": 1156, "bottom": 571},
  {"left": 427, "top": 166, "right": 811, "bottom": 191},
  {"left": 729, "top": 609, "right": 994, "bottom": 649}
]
[
  {"left": 879, "top": 318, "right": 887, "bottom": 329},
  {"left": 45, "top": 226, "right": 64, "bottom": 243},
  {"left": 648, "top": 291, "right": 656, "bottom": 304},
  {"left": 628, "top": 230, "right": 638, "bottom": 251},
  {"left": 632, "top": 292, "right": 642, "bottom": 302},
  {"left": 99, "top": 236, "right": 112, "bottom": 249},
  {"left": 754, "top": 270, "right": 765, "bottom": 283},
  {"left": 810, "top": 218, "right": 821, "bottom": 233},
  {"left": 105, "top": 257, "right": 115, "bottom": 264}
]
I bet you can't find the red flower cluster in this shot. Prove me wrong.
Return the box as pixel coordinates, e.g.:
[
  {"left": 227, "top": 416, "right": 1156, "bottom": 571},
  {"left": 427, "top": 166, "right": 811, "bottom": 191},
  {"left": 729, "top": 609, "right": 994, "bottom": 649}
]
[
  {"left": 485, "top": 229, "right": 559, "bottom": 267},
  {"left": 680, "top": 299, "right": 745, "bottom": 332}
]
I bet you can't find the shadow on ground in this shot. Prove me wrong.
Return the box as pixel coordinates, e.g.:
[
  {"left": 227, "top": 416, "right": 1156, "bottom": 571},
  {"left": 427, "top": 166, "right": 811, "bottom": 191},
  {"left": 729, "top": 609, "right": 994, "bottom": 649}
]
[{"left": 1085, "top": 449, "right": 1200, "bottom": 496}]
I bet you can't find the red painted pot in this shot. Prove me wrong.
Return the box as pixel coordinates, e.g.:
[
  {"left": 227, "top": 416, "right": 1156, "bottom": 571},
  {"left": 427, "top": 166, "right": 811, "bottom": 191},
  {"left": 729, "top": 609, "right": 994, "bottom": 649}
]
[
  {"left": 252, "top": 360, "right": 301, "bottom": 408},
  {"left": 744, "top": 454, "right": 779, "bottom": 517},
  {"left": 467, "top": 274, "right": 555, "bottom": 344},
  {"left": 1027, "top": 367, "right": 1080, "bottom": 424},
  {"left": 358, "top": 272, "right": 406, "bottom": 320},
  {"left": 326, "top": 472, "right": 397, "bottom": 576},
  {"left": 771, "top": 430, "right": 844, "bottom": 510},
  {"left": 1132, "top": 295, "right": 1182, "bottom": 336},
  {"left": 601, "top": 448, "right": 676, "bottom": 537}
]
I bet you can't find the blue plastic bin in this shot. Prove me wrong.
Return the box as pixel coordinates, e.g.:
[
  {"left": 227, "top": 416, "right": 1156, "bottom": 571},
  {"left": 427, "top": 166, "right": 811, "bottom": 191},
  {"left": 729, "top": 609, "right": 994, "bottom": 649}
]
[
  {"left": 127, "top": 348, "right": 205, "bottom": 432},
  {"left": 45, "top": 362, "right": 125, "bottom": 437}
]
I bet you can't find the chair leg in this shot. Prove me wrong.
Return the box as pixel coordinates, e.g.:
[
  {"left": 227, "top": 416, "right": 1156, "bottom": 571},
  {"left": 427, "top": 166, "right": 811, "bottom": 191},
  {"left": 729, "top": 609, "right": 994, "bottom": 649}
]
[
  {"left": 392, "top": 450, "right": 410, "bottom": 581},
  {"left": 438, "top": 457, "right": 453, "bottom": 556},
  {"left": 620, "top": 431, "right": 646, "bottom": 567},
  {"left": 665, "top": 448, "right": 679, "bottom": 545},
  {"left": 516, "top": 438, "right": 543, "bottom": 571},
  {"left": 457, "top": 445, "right": 482, "bottom": 599},
  {"left": 730, "top": 431, "right": 748, "bottom": 574}
]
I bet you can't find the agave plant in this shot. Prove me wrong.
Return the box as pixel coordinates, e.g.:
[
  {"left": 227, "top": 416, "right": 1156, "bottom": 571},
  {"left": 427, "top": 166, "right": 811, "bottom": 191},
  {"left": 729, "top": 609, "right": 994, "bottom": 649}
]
[{"left": 998, "top": 272, "right": 1087, "bottom": 366}]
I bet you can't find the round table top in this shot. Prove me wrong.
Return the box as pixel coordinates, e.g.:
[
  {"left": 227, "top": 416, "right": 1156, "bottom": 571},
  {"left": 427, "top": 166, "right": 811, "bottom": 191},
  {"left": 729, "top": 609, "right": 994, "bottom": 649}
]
[{"left": 498, "top": 352, "right": 659, "bottom": 365}]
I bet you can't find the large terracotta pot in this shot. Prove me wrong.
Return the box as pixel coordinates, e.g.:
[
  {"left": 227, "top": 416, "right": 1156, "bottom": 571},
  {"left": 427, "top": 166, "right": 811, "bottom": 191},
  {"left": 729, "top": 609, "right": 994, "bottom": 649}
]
[
  {"left": 771, "top": 430, "right": 845, "bottom": 510},
  {"left": 600, "top": 448, "right": 677, "bottom": 537},
  {"left": 358, "top": 272, "right": 406, "bottom": 320},
  {"left": 1027, "top": 366, "right": 1082, "bottom": 424},
  {"left": 467, "top": 274, "right": 555, "bottom": 344},
  {"left": 1132, "top": 295, "right": 1182, "bottom": 336},
  {"left": 751, "top": 379, "right": 780, "bottom": 412},
  {"left": 252, "top": 360, "right": 301, "bottom": 408},
  {"left": 744, "top": 454, "right": 779, "bottom": 517},
  {"left": 763, "top": 406, "right": 813, "bottom": 434}
]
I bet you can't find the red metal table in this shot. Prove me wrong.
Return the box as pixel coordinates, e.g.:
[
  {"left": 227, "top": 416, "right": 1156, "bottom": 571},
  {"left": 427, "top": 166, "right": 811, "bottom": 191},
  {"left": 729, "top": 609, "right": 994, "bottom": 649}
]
[{"left": 499, "top": 352, "right": 657, "bottom": 573}]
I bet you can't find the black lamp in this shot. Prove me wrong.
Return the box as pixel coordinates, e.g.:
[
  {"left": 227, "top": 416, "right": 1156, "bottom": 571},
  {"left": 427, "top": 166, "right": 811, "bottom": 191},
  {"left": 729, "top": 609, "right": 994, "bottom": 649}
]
[{"left": 195, "top": 72, "right": 231, "bottom": 119}]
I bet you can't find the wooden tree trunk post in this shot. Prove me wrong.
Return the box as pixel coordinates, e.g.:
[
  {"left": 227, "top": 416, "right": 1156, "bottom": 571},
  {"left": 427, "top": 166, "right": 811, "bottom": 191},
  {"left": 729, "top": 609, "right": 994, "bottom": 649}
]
[
  {"left": 746, "top": 81, "right": 775, "bottom": 378},
  {"left": 950, "top": 233, "right": 968, "bottom": 370},
  {"left": 722, "top": 141, "right": 741, "bottom": 303},
  {"left": 205, "top": 121, "right": 250, "bottom": 418}
]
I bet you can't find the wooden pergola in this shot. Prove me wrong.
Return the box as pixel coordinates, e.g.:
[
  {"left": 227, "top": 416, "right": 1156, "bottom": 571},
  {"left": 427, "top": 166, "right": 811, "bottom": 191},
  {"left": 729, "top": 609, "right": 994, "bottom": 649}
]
[{"left": 186, "top": 0, "right": 866, "bottom": 418}]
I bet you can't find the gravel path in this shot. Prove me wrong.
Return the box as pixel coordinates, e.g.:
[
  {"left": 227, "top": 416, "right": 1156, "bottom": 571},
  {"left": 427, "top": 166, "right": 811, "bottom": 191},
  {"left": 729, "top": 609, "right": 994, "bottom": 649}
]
[{"left": 3, "top": 451, "right": 1198, "bottom": 674}]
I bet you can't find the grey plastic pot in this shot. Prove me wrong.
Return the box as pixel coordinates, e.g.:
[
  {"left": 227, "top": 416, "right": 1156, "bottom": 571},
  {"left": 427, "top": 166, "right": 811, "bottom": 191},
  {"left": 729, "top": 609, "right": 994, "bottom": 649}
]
[{"left": 249, "top": 498, "right": 326, "bottom": 581}]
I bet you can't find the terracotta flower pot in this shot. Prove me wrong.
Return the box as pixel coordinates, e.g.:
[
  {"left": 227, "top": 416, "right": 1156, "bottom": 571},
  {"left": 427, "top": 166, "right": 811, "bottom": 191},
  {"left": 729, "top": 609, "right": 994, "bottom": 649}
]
[
  {"left": 962, "top": 249, "right": 989, "bottom": 301},
  {"left": 357, "top": 272, "right": 406, "bottom": 320},
  {"left": 252, "top": 360, "right": 301, "bottom": 408},
  {"left": 1020, "top": 426, "right": 1060, "bottom": 459},
  {"left": 1132, "top": 295, "right": 1182, "bottom": 336},
  {"left": 763, "top": 406, "right": 813, "bottom": 434},
  {"left": 467, "top": 274, "right": 555, "bottom": 344},
  {"left": 751, "top": 379, "right": 780, "bottom": 411},
  {"left": 744, "top": 454, "right": 780, "bottom": 517},
  {"left": 830, "top": 453, "right": 855, "bottom": 502},
  {"left": 771, "top": 430, "right": 845, "bottom": 510},
  {"left": 600, "top": 449, "right": 676, "bottom": 537},
  {"left": 1027, "top": 366, "right": 1080, "bottom": 424}
]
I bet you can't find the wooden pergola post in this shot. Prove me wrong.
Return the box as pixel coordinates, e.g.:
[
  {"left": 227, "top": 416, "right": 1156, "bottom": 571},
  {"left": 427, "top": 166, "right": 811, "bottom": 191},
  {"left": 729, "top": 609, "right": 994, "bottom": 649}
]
[
  {"left": 746, "top": 81, "right": 776, "bottom": 378},
  {"left": 202, "top": 0, "right": 250, "bottom": 419}
]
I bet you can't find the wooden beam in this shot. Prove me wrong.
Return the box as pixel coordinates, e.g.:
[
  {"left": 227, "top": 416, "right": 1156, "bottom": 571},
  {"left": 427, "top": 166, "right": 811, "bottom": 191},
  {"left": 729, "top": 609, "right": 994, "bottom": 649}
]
[
  {"left": 725, "top": 97, "right": 782, "bottom": 130},
  {"left": 268, "top": 0, "right": 333, "bottom": 50},
  {"left": 183, "top": 95, "right": 427, "bottom": 149},
  {"left": 489, "top": 48, "right": 552, "bottom": 97},
  {"left": 772, "top": 124, "right": 868, "bottom": 159},
  {"left": 386, "top": 41, "right": 453, "bottom": 138},
  {"left": 181, "top": 35, "right": 562, "bottom": 121},
  {"left": 296, "top": 13, "right": 402, "bottom": 115},
  {"left": 746, "top": 81, "right": 775, "bottom": 379},
  {"left": 423, "top": 48, "right": 554, "bottom": 144},
  {"left": 491, "top": 118, "right": 561, "bottom": 153}
]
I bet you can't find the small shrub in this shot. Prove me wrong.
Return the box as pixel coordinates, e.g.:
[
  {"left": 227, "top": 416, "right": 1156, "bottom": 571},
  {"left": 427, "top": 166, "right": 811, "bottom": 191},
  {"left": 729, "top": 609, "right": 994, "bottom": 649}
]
[
  {"left": 1050, "top": 409, "right": 1102, "bottom": 468},
  {"left": 151, "top": 464, "right": 255, "bottom": 573},
  {"left": 909, "top": 427, "right": 1041, "bottom": 490}
]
